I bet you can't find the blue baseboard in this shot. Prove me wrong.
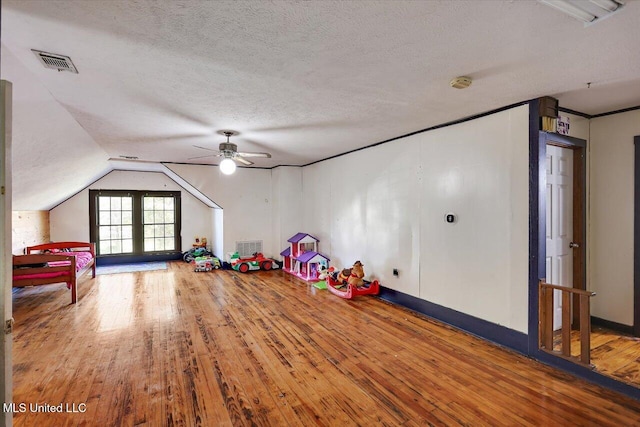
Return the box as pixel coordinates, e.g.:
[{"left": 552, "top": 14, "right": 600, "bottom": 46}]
[
  {"left": 592, "top": 316, "right": 635, "bottom": 336},
  {"left": 96, "top": 252, "right": 182, "bottom": 266}
]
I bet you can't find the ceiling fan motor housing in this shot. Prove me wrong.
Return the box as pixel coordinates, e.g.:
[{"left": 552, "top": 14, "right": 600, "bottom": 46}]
[{"left": 219, "top": 142, "right": 238, "bottom": 155}]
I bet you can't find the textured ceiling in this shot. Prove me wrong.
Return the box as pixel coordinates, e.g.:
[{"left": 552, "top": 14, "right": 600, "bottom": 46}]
[{"left": 2, "top": 0, "right": 640, "bottom": 209}]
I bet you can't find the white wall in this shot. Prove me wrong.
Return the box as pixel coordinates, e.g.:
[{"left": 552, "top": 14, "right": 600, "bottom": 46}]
[
  {"left": 302, "top": 105, "right": 531, "bottom": 333},
  {"left": 271, "top": 167, "right": 303, "bottom": 256},
  {"left": 165, "top": 164, "right": 275, "bottom": 260},
  {"left": 560, "top": 111, "right": 590, "bottom": 141},
  {"left": 303, "top": 136, "right": 422, "bottom": 297},
  {"left": 50, "top": 170, "right": 215, "bottom": 252},
  {"left": 589, "top": 110, "right": 640, "bottom": 325},
  {"left": 212, "top": 208, "right": 224, "bottom": 259}
]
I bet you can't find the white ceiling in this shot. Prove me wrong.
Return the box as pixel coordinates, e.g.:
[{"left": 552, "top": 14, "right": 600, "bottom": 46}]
[{"left": 2, "top": 0, "right": 640, "bottom": 209}]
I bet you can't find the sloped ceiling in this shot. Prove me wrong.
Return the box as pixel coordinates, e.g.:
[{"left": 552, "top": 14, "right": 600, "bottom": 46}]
[
  {"left": 2, "top": 44, "right": 111, "bottom": 210},
  {"left": 2, "top": 0, "right": 640, "bottom": 210}
]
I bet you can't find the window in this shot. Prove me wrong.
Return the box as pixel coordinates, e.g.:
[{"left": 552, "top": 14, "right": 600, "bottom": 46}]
[
  {"left": 143, "top": 196, "right": 176, "bottom": 252},
  {"left": 90, "top": 190, "right": 181, "bottom": 257},
  {"left": 97, "top": 194, "right": 133, "bottom": 255}
]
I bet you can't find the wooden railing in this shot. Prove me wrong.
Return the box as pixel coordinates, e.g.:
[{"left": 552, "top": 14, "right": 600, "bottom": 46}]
[{"left": 539, "top": 280, "right": 596, "bottom": 366}]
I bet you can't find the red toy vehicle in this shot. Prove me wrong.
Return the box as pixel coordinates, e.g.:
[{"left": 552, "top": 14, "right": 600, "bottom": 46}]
[{"left": 230, "top": 252, "right": 279, "bottom": 273}]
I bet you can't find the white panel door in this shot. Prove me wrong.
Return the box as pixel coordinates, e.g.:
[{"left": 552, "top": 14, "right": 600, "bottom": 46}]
[{"left": 545, "top": 145, "right": 573, "bottom": 330}]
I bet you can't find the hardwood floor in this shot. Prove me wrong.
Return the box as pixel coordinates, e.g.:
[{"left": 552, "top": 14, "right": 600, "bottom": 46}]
[
  {"left": 591, "top": 326, "right": 640, "bottom": 386},
  {"left": 11, "top": 261, "right": 640, "bottom": 426},
  {"left": 553, "top": 325, "right": 640, "bottom": 388}
]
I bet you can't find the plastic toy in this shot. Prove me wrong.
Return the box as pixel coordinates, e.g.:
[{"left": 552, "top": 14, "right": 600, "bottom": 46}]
[
  {"left": 318, "top": 266, "right": 334, "bottom": 281},
  {"left": 280, "top": 232, "right": 330, "bottom": 282},
  {"left": 193, "top": 236, "right": 207, "bottom": 247},
  {"left": 337, "top": 260, "right": 365, "bottom": 287},
  {"left": 230, "top": 252, "right": 279, "bottom": 273},
  {"left": 193, "top": 256, "right": 221, "bottom": 272},
  {"left": 326, "top": 261, "right": 379, "bottom": 299},
  {"left": 183, "top": 247, "right": 214, "bottom": 263}
]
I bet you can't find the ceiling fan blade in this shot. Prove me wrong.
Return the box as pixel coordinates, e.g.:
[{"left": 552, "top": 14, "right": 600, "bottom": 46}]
[
  {"left": 234, "top": 157, "right": 254, "bottom": 166},
  {"left": 237, "top": 151, "right": 272, "bottom": 158},
  {"left": 193, "top": 145, "right": 221, "bottom": 153},
  {"left": 187, "top": 154, "right": 218, "bottom": 160}
]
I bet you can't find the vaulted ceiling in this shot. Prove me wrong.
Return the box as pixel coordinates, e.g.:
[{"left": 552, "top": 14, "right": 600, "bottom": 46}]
[{"left": 2, "top": 0, "right": 640, "bottom": 210}]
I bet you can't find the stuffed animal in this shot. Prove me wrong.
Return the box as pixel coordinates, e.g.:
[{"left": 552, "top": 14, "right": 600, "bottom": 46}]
[
  {"left": 318, "top": 265, "right": 334, "bottom": 280},
  {"left": 337, "top": 261, "right": 365, "bottom": 288}
]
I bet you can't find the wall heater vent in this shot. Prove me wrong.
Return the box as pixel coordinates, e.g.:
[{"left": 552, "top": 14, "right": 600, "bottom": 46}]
[
  {"left": 236, "top": 240, "right": 263, "bottom": 257},
  {"left": 32, "top": 49, "right": 79, "bottom": 74}
]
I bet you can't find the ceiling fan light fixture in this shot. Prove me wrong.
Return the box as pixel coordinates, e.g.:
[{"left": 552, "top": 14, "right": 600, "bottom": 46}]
[
  {"left": 190, "top": 129, "right": 271, "bottom": 167},
  {"left": 220, "top": 157, "right": 236, "bottom": 175}
]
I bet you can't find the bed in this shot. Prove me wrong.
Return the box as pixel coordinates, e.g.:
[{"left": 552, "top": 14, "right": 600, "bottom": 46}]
[{"left": 12, "top": 242, "right": 96, "bottom": 304}]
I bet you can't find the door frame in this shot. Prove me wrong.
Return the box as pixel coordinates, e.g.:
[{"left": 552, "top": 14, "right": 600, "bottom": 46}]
[
  {"left": 533, "top": 131, "right": 587, "bottom": 339},
  {"left": 544, "top": 133, "right": 587, "bottom": 327}
]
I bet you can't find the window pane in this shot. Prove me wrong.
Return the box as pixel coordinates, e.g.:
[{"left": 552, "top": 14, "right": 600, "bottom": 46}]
[
  {"left": 155, "top": 238, "right": 165, "bottom": 251},
  {"left": 165, "top": 198, "right": 174, "bottom": 209},
  {"left": 99, "top": 211, "right": 111, "bottom": 225},
  {"left": 111, "top": 211, "right": 122, "bottom": 225},
  {"left": 154, "top": 224, "right": 164, "bottom": 237},
  {"left": 144, "top": 238, "right": 154, "bottom": 251},
  {"left": 111, "top": 240, "right": 122, "bottom": 254},
  {"left": 122, "top": 239, "right": 133, "bottom": 253},
  {"left": 122, "top": 211, "right": 132, "bottom": 225},
  {"left": 144, "top": 197, "right": 153, "bottom": 210},
  {"left": 122, "top": 225, "right": 132, "bottom": 239},
  {"left": 110, "top": 226, "right": 121, "bottom": 239},
  {"left": 99, "top": 197, "right": 111, "bottom": 211},
  {"left": 165, "top": 211, "right": 174, "bottom": 223},
  {"left": 122, "top": 197, "right": 132, "bottom": 210},
  {"left": 111, "top": 197, "right": 121, "bottom": 210},
  {"left": 153, "top": 211, "right": 164, "bottom": 224},
  {"left": 154, "top": 197, "right": 164, "bottom": 210},
  {"left": 100, "top": 241, "right": 111, "bottom": 255},
  {"left": 165, "top": 224, "right": 174, "bottom": 237},
  {"left": 164, "top": 238, "right": 175, "bottom": 251},
  {"left": 99, "top": 226, "right": 111, "bottom": 240},
  {"left": 143, "top": 211, "right": 153, "bottom": 224},
  {"left": 144, "top": 224, "right": 154, "bottom": 238}
]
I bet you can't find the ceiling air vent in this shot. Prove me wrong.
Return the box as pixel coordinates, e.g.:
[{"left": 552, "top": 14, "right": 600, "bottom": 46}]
[{"left": 31, "top": 49, "right": 78, "bottom": 74}]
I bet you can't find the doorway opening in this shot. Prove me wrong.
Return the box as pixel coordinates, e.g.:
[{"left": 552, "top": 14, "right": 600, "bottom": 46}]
[
  {"left": 537, "top": 132, "right": 589, "bottom": 364},
  {"left": 545, "top": 135, "right": 587, "bottom": 326}
]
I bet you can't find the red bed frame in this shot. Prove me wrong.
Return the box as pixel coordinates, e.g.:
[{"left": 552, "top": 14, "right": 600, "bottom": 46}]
[{"left": 12, "top": 242, "right": 96, "bottom": 304}]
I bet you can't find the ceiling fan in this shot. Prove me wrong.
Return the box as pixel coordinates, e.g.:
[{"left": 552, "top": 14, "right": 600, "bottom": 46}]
[{"left": 191, "top": 130, "right": 272, "bottom": 174}]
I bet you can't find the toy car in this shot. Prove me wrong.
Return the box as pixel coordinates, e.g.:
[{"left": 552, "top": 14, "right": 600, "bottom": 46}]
[
  {"left": 193, "top": 256, "right": 221, "bottom": 272},
  {"left": 183, "top": 247, "right": 214, "bottom": 263},
  {"left": 230, "top": 252, "right": 279, "bottom": 273}
]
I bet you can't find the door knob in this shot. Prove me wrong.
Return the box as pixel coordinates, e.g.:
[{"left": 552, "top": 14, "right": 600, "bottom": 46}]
[{"left": 569, "top": 242, "right": 580, "bottom": 249}]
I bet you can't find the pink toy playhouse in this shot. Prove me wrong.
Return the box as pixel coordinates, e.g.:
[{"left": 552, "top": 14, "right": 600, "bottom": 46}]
[{"left": 280, "top": 232, "right": 330, "bottom": 282}]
